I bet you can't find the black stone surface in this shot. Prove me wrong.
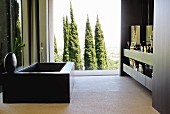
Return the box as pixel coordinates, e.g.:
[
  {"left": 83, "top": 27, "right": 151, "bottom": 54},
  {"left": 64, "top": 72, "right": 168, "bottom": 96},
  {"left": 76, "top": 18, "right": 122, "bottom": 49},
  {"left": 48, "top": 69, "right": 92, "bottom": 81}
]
[{"left": 2, "top": 62, "right": 74, "bottom": 103}]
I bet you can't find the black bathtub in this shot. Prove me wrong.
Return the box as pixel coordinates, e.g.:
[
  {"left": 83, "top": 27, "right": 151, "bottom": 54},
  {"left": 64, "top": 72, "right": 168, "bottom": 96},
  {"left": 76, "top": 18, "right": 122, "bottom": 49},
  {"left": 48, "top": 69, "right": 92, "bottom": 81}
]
[{"left": 3, "top": 62, "right": 74, "bottom": 103}]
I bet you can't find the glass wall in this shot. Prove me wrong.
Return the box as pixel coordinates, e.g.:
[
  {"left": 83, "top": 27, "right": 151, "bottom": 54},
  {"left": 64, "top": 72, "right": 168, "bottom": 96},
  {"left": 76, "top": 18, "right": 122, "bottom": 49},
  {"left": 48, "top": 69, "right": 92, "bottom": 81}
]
[
  {"left": 0, "top": 0, "right": 23, "bottom": 73},
  {"left": 54, "top": 0, "right": 120, "bottom": 71}
]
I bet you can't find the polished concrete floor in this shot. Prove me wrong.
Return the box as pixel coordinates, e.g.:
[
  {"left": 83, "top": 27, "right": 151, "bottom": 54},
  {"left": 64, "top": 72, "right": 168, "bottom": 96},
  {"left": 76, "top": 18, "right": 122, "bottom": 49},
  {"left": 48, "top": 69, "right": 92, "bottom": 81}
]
[{"left": 0, "top": 76, "right": 159, "bottom": 114}]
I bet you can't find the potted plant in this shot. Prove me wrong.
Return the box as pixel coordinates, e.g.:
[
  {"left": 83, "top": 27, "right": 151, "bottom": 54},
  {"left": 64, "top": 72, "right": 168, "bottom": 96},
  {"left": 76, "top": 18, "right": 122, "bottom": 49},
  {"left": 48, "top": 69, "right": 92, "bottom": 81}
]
[{"left": 4, "top": 37, "right": 25, "bottom": 73}]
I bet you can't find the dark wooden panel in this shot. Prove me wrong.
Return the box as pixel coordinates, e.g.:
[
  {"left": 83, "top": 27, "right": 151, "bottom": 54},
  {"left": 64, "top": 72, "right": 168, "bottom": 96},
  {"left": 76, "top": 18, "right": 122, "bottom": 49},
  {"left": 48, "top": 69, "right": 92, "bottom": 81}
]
[
  {"left": 121, "top": 0, "right": 154, "bottom": 75},
  {"left": 152, "top": 0, "right": 170, "bottom": 113},
  {"left": 148, "top": 0, "right": 154, "bottom": 25},
  {"left": 121, "top": 0, "right": 141, "bottom": 75}
]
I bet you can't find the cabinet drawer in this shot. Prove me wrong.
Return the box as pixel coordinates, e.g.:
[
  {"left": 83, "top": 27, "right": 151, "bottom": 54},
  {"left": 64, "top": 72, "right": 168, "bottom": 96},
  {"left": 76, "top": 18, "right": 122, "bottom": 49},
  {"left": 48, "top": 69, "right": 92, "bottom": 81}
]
[
  {"left": 137, "top": 72, "right": 146, "bottom": 86},
  {"left": 146, "top": 76, "right": 152, "bottom": 91},
  {"left": 126, "top": 65, "right": 132, "bottom": 76},
  {"left": 123, "top": 64, "right": 127, "bottom": 72},
  {"left": 131, "top": 68, "right": 138, "bottom": 81}
]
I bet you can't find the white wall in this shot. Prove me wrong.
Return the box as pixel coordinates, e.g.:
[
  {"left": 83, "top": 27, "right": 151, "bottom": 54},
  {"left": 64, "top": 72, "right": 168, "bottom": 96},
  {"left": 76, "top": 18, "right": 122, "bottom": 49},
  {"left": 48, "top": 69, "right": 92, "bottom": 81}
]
[
  {"left": 22, "top": 0, "right": 30, "bottom": 67},
  {"left": 39, "top": 0, "right": 54, "bottom": 62},
  {"left": 48, "top": 0, "right": 54, "bottom": 62},
  {"left": 39, "top": 0, "right": 49, "bottom": 62}
]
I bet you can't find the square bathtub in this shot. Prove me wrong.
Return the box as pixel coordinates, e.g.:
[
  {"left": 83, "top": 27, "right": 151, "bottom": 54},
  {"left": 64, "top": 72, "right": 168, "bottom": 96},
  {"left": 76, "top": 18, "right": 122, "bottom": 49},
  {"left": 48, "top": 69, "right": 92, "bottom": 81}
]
[{"left": 3, "top": 62, "right": 74, "bottom": 103}]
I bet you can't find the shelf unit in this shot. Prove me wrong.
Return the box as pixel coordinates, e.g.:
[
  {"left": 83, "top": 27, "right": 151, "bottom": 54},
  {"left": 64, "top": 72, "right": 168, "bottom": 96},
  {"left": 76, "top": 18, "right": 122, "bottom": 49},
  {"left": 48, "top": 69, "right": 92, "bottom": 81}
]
[
  {"left": 124, "top": 49, "right": 153, "bottom": 65},
  {"left": 123, "top": 49, "right": 153, "bottom": 91}
]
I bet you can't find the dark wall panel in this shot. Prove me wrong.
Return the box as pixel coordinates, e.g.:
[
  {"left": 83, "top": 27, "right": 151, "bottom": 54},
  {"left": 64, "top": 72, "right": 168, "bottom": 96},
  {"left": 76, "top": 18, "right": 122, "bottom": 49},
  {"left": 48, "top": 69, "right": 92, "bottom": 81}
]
[
  {"left": 152, "top": 0, "right": 170, "bottom": 113},
  {"left": 120, "top": 0, "right": 154, "bottom": 75}
]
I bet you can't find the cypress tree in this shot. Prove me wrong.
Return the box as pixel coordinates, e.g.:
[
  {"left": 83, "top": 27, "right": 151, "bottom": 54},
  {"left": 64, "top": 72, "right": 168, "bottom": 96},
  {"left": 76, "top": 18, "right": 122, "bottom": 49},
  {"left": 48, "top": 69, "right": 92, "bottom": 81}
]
[
  {"left": 102, "top": 30, "right": 108, "bottom": 68},
  {"left": 94, "top": 15, "right": 107, "bottom": 70},
  {"left": 54, "top": 35, "right": 59, "bottom": 62},
  {"left": 69, "top": 2, "right": 82, "bottom": 70},
  {"left": 63, "top": 16, "right": 70, "bottom": 62},
  {"left": 84, "top": 15, "right": 97, "bottom": 70}
]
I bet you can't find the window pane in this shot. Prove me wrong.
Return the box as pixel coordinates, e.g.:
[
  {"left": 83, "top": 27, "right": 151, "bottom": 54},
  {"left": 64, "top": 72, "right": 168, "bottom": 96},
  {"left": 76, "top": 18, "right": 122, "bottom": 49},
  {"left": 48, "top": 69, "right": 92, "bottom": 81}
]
[
  {"left": 54, "top": 0, "right": 120, "bottom": 71},
  {"left": 11, "top": 0, "right": 23, "bottom": 67}
]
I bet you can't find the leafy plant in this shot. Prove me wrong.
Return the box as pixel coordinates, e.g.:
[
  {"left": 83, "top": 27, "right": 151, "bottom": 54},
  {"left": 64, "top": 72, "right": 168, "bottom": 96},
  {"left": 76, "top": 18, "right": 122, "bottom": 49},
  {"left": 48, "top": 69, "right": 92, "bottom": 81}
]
[{"left": 13, "top": 37, "right": 25, "bottom": 53}]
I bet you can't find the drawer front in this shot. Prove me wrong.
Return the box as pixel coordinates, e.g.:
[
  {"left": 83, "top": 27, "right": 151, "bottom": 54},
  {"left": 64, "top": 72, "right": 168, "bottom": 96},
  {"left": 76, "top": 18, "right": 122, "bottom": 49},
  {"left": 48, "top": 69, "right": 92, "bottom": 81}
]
[
  {"left": 146, "top": 76, "right": 152, "bottom": 91},
  {"left": 137, "top": 72, "right": 146, "bottom": 86}
]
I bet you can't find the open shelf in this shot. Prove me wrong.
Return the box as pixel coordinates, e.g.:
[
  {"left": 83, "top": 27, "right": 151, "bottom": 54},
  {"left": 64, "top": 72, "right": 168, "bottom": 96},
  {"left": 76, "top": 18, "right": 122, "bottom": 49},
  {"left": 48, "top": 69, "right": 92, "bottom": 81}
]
[
  {"left": 123, "top": 64, "right": 152, "bottom": 91},
  {"left": 124, "top": 49, "right": 153, "bottom": 65}
]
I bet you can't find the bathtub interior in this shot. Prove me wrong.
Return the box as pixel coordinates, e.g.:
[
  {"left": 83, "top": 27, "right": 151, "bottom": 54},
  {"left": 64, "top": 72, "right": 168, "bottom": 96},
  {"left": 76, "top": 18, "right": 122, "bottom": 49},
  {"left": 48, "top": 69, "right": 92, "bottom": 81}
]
[{"left": 18, "top": 62, "right": 66, "bottom": 72}]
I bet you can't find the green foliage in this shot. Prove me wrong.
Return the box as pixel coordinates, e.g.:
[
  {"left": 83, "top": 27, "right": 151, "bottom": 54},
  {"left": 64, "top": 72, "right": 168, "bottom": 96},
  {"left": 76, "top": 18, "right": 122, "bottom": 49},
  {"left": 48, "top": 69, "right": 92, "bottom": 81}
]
[
  {"left": 84, "top": 15, "right": 97, "bottom": 70},
  {"left": 56, "top": 54, "right": 63, "bottom": 62},
  {"left": 107, "top": 59, "right": 119, "bottom": 70},
  {"left": 54, "top": 35, "right": 59, "bottom": 62},
  {"left": 13, "top": 37, "right": 25, "bottom": 54},
  {"left": 13, "top": 1, "right": 24, "bottom": 67},
  {"left": 14, "top": 19, "right": 25, "bottom": 54},
  {"left": 69, "top": 2, "right": 82, "bottom": 70},
  {"left": 63, "top": 16, "right": 70, "bottom": 62},
  {"left": 103, "top": 37, "right": 108, "bottom": 68},
  {"left": 13, "top": 35, "right": 25, "bottom": 67},
  {"left": 54, "top": 35, "right": 58, "bottom": 54},
  {"left": 94, "top": 16, "right": 108, "bottom": 70}
]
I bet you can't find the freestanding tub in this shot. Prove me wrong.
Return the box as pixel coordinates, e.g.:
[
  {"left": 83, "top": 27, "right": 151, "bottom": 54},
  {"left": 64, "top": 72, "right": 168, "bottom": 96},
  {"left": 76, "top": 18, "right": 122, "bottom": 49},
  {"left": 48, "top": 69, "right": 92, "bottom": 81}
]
[{"left": 2, "top": 62, "right": 74, "bottom": 103}]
